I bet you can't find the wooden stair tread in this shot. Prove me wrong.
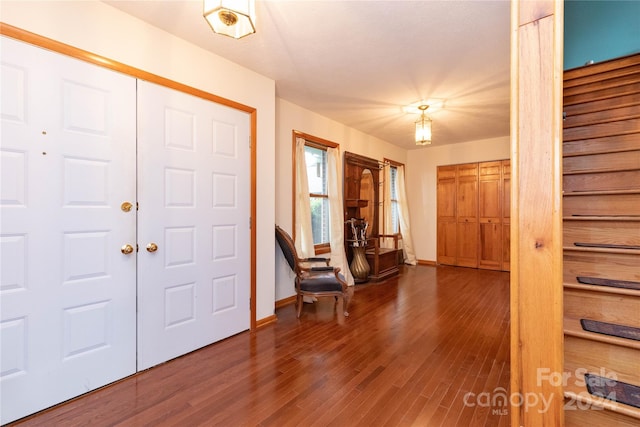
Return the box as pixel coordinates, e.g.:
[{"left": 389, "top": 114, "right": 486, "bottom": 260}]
[
  {"left": 563, "top": 215, "right": 640, "bottom": 221},
  {"left": 576, "top": 276, "right": 640, "bottom": 292},
  {"left": 563, "top": 245, "right": 640, "bottom": 255},
  {"left": 581, "top": 319, "right": 640, "bottom": 341},
  {"left": 564, "top": 282, "right": 640, "bottom": 298},
  {"left": 564, "top": 189, "right": 640, "bottom": 196},
  {"left": 563, "top": 166, "right": 640, "bottom": 175},
  {"left": 563, "top": 389, "right": 640, "bottom": 420},
  {"left": 564, "top": 317, "right": 640, "bottom": 350},
  {"left": 573, "top": 242, "right": 640, "bottom": 250}
]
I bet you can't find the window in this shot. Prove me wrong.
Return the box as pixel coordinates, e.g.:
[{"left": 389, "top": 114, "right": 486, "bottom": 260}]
[
  {"left": 390, "top": 165, "right": 400, "bottom": 234},
  {"left": 305, "top": 144, "right": 329, "bottom": 246},
  {"left": 293, "top": 131, "right": 339, "bottom": 254}
]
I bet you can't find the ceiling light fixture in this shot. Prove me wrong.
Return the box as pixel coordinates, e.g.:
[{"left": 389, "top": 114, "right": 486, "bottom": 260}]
[
  {"left": 204, "top": 0, "right": 256, "bottom": 39},
  {"left": 415, "top": 104, "right": 432, "bottom": 146}
]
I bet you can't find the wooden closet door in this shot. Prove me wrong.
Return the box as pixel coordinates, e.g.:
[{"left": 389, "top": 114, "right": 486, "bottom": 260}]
[
  {"left": 437, "top": 165, "right": 457, "bottom": 265},
  {"left": 456, "top": 164, "right": 478, "bottom": 267},
  {"left": 478, "top": 161, "right": 502, "bottom": 270},
  {"left": 501, "top": 160, "right": 511, "bottom": 271}
]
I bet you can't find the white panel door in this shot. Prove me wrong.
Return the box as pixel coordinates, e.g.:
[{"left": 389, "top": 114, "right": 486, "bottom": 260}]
[
  {"left": 137, "top": 81, "right": 250, "bottom": 370},
  {"left": 0, "top": 37, "right": 137, "bottom": 424}
]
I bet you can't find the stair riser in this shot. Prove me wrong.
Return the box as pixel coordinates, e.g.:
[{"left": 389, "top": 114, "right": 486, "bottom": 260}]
[
  {"left": 564, "top": 150, "right": 640, "bottom": 174},
  {"left": 564, "top": 221, "right": 640, "bottom": 248},
  {"left": 564, "top": 104, "right": 640, "bottom": 129},
  {"left": 565, "top": 290, "right": 640, "bottom": 327},
  {"left": 563, "top": 118, "right": 640, "bottom": 142},
  {"left": 564, "top": 193, "right": 640, "bottom": 216},
  {"left": 564, "top": 82, "right": 640, "bottom": 107},
  {"left": 564, "top": 62, "right": 640, "bottom": 93},
  {"left": 565, "top": 406, "right": 640, "bottom": 427},
  {"left": 564, "top": 170, "right": 640, "bottom": 192},
  {"left": 564, "top": 251, "right": 640, "bottom": 284},
  {"left": 564, "top": 133, "right": 640, "bottom": 157},
  {"left": 565, "top": 336, "right": 639, "bottom": 385},
  {"left": 564, "top": 92, "right": 640, "bottom": 118}
]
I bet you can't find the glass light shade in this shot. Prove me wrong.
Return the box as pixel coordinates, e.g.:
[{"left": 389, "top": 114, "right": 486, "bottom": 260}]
[
  {"left": 415, "top": 114, "right": 432, "bottom": 145},
  {"left": 204, "top": 0, "right": 256, "bottom": 39}
]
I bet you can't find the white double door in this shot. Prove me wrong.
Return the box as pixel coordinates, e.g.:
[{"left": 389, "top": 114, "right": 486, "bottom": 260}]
[{"left": 0, "top": 37, "right": 250, "bottom": 424}]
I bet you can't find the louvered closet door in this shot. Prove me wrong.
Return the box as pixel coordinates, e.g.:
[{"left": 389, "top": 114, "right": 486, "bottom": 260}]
[
  {"left": 0, "top": 37, "right": 137, "bottom": 424},
  {"left": 136, "top": 81, "right": 251, "bottom": 370}
]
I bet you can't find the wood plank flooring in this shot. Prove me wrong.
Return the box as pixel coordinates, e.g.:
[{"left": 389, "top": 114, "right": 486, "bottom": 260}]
[{"left": 10, "top": 265, "right": 510, "bottom": 427}]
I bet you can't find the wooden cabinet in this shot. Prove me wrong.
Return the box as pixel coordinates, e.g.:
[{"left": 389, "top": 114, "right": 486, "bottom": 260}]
[{"left": 437, "top": 160, "right": 510, "bottom": 271}]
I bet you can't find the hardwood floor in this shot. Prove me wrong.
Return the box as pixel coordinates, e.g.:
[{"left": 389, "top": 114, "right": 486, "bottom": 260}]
[{"left": 10, "top": 265, "right": 510, "bottom": 427}]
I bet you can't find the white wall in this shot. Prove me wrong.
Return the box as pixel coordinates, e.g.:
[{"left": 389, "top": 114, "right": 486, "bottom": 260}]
[
  {"left": 405, "top": 136, "right": 511, "bottom": 263},
  {"left": 1, "top": 1, "right": 277, "bottom": 321},
  {"left": 275, "top": 99, "right": 407, "bottom": 300}
]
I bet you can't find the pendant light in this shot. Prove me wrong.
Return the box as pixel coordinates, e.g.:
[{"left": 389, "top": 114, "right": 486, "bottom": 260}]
[
  {"left": 415, "top": 104, "right": 432, "bottom": 145},
  {"left": 204, "top": 0, "right": 256, "bottom": 39}
]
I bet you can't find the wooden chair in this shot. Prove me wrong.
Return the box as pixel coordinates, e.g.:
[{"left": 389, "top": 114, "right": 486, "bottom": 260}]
[{"left": 275, "top": 225, "right": 350, "bottom": 318}]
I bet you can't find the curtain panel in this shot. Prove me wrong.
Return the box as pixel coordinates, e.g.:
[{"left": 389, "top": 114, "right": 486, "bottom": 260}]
[
  {"left": 294, "top": 136, "right": 315, "bottom": 258},
  {"left": 397, "top": 165, "right": 417, "bottom": 265},
  {"left": 327, "top": 147, "right": 355, "bottom": 286}
]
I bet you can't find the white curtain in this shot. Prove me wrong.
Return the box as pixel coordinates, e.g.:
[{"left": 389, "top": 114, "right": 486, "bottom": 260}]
[
  {"left": 381, "top": 163, "right": 394, "bottom": 249},
  {"left": 327, "top": 147, "right": 355, "bottom": 286},
  {"left": 397, "top": 165, "right": 417, "bottom": 265},
  {"left": 294, "top": 136, "right": 315, "bottom": 258}
]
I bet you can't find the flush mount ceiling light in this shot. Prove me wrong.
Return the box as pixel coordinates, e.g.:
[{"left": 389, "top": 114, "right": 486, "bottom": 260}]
[
  {"left": 204, "top": 0, "right": 256, "bottom": 39},
  {"left": 402, "top": 99, "right": 444, "bottom": 115},
  {"left": 414, "top": 104, "right": 432, "bottom": 146}
]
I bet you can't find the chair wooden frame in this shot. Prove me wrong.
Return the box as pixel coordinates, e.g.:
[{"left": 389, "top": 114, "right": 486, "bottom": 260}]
[{"left": 275, "top": 225, "right": 350, "bottom": 318}]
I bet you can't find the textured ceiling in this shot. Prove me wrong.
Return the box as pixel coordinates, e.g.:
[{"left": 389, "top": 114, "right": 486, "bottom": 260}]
[{"left": 103, "top": 0, "right": 511, "bottom": 150}]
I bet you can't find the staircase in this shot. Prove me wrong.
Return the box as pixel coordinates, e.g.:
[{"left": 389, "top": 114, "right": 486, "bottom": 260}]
[{"left": 562, "top": 53, "right": 640, "bottom": 426}]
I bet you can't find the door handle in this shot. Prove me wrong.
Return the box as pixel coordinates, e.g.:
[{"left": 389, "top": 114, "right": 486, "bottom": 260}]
[
  {"left": 121, "top": 201, "right": 133, "bottom": 212},
  {"left": 121, "top": 244, "right": 134, "bottom": 255},
  {"left": 146, "top": 242, "right": 158, "bottom": 253}
]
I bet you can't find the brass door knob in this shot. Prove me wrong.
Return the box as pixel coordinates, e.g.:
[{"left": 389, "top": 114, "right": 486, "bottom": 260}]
[
  {"left": 146, "top": 242, "right": 158, "bottom": 253},
  {"left": 121, "top": 244, "right": 134, "bottom": 255},
  {"left": 121, "top": 202, "right": 133, "bottom": 212}
]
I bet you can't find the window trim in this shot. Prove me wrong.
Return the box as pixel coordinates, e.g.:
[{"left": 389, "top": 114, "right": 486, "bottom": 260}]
[{"left": 292, "top": 130, "right": 339, "bottom": 254}]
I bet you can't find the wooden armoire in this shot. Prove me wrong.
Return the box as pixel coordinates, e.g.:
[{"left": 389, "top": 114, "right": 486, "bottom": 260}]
[{"left": 437, "top": 160, "right": 510, "bottom": 271}]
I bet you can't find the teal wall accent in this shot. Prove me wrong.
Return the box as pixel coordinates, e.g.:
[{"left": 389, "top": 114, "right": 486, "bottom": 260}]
[{"left": 564, "top": 0, "right": 640, "bottom": 70}]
